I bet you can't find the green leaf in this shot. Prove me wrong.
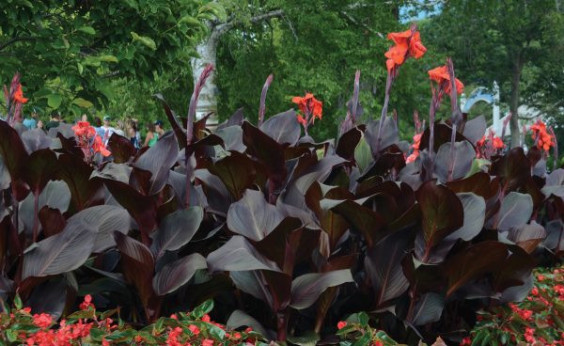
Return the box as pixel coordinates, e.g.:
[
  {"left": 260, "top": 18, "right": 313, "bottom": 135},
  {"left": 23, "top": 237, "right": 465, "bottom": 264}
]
[
  {"left": 78, "top": 26, "right": 96, "bottom": 35},
  {"left": 6, "top": 329, "right": 18, "bottom": 342},
  {"left": 191, "top": 299, "right": 214, "bottom": 319},
  {"left": 131, "top": 32, "right": 157, "bottom": 50},
  {"left": 178, "top": 15, "right": 202, "bottom": 27},
  {"left": 354, "top": 135, "right": 372, "bottom": 173},
  {"left": 98, "top": 55, "right": 118, "bottom": 63},
  {"left": 72, "top": 97, "right": 94, "bottom": 108},
  {"left": 47, "top": 94, "right": 62, "bottom": 108},
  {"left": 14, "top": 294, "right": 22, "bottom": 310}
]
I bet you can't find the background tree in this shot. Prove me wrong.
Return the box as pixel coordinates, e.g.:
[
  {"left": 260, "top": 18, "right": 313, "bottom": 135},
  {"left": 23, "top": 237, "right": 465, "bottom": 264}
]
[
  {"left": 214, "top": 0, "right": 439, "bottom": 140},
  {"left": 0, "top": 0, "right": 220, "bottom": 119},
  {"left": 424, "top": 0, "right": 564, "bottom": 148}
]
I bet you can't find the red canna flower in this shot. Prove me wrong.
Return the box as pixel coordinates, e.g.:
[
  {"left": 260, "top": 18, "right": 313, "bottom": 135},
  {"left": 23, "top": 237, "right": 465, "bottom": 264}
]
[
  {"left": 337, "top": 321, "right": 347, "bottom": 329},
  {"left": 13, "top": 83, "right": 28, "bottom": 104},
  {"left": 428, "top": 65, "right": 464, "bottom": 95},
  {"left": 292, "top": 93, "right": 323, "bottom": 134},
  {"left": 530, "top": 119, "right": 554, "bottom": 153},
  {"left": 384, "top": 27, "right": 427, "bottom": 73},
  {"left": 292, "top": 93, "right": 323, "bottom": 121},
  {"left": 406, "top": 132, "right": 422, "bottom": 164}
]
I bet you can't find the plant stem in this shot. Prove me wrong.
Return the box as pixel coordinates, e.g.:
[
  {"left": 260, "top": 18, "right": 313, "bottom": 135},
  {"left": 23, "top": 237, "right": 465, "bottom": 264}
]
[
  {"left": 258, "top": 74, "right": 273, "bottom": 127},
  {"left": 375, "top": 72, "right": 393, "bottom": 156}
]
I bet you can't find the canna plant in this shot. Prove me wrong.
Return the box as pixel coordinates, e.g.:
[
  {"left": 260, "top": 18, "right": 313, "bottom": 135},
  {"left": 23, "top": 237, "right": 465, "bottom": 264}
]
[{"left": 0, "top": 23, "right": 563, "bottom": 345}]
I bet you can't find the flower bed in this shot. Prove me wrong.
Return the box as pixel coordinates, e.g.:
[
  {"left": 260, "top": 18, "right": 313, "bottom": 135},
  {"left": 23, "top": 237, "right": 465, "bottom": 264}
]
[{"left": 0, "top": 24, "right": 562, "bottom": 345}]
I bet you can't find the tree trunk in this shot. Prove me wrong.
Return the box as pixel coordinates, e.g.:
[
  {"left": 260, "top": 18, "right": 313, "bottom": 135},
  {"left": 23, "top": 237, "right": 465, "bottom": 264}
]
[
  {"left": 509, "top": 53, "right": 523, "bottom": 148},
  {"left": 190, "top": 27, "right": 221, "bottom": 124}
]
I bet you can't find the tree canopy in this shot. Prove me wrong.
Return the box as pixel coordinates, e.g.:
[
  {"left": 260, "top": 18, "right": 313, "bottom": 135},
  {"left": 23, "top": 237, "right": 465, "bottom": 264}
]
[{"left": 0, "top": 0, "right": 222, "bottom": 118}]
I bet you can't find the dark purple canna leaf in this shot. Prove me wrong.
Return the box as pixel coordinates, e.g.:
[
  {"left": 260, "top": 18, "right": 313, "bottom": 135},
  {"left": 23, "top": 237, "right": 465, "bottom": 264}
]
[
  {"left": 409, "top": 292, "right": 444, "bottom": 326},
  {"left": 365, "top": 229, "right": 410, "bottom": 308},
  {"left": 0, "top": 157, "right": 10, "bottom": 190},
  {"left": 336, "top": 126, "right": 363, "bottom": 162},
  {"left": 505, "top": 221, "right": 546, "bottom": 253},
  {"left": 226, "top": 310, "right": 269, "bottom": 338},
  {"left": 215, "top": 126, "right": 246, "bottom": 152},
  {"left": 328, "top": 199, "right": 387, "bottom": 248},
  {"left": 415, "top": 181, "right": 463, "bottom": 263},
  {"left": 461, "top": 115, "right": 487, "bottom": 145},
  {"left": 207, "top": 236, "right": 280, "bottom": 273},
  {"left": 305, "top": 183, "right": 349, "bottom": 250},
  {"left": 260, "top": 109, "right": 301, "bottom": 146},
  {"left": 0, "top": 119, "right": 29, "bottom": 180},
  {"left": 101, "top": 178, "right": 157, "bottom": 243},
  {"left": 113, "top": 232, "right": 156, "bottom": 314},
  {"left": 107, "top": 133, "right": 136, "bottom": 164},
  {"left": 284, "top": 155, "right": 348, "bottom": 207},
  {"left": 230, "top": 270, "right": 291, "bottom": 312},
  {"left": 491, "top": 147, "right": 531, "bottom": 192},
  {"left": 133, "top": 132, "right": 179, "bottom": 195},
  {"left": 434, "top": 140, "right": 475, "bottom": 182},
  {"left": 242, "top": 121, "right": 287, "bottom": 193},
  {"left": 444, "top": 193, "right": 485, "bottom": 242},
  {"left": 251, "top": 217, "right": 303, "bottom": 273},
  {"left": 364, "top": 117, "right": 398, "bottom": 155},
  {"left": 153, "top": 93, "right": 187, "bottom": 147},
  {"left": 446, "top": 172, "right": 498, "bottom": 200},
  {"left": 217, "top": 108, "right": 245, "bottom": 130},
  {"left": 21, "top": 129, "right": 52, "bottom": 154},
  {"left": 491, "top": 245, "right": 535, "bottom": 294},
  {"left": 543, "top": 220, "right": 564, "bottom": 254},
  {"left": 22, "top": 149, "right": 58, "bottom": 194},
  {"left": 494, "top": 192, "right": 533, "bottom": 232},
  {"left": 57, "top": 153, "right": 102, "bottom": 211},
  {"left": 418, "top": 123, "right": 466, "bottom": 152},
  {"left": 27, "top": 277, "right": 68, "bottom": 319},
  {"left": 21, "top": 206, "right": 129, "bottom": 278},
  {"left": 289, "top": 269, "right": 354, "bottom": 310},
  {"left": 542, "top": 168, "right": 564, "bottom": 198},
  {"left": 444, "top": 241, "right": 508, "bottom": 297},
  {"left": 153, "top": 253, "right": 207, "bottom": 295},
  {"left": 207, "top": 152, "right": 258, "bottom": 200},
  {"left": 151, "top": 207, "right": 203, "bottom": 258},
  {"left": 226, "top": 189, "right": 284, "bottom": 241},
  {"left": 38, "top": 207, "right": 66, "bottom": 237}
]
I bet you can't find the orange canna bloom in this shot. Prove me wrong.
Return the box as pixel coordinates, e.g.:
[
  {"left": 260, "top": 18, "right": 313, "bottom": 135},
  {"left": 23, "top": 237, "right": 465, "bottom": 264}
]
[
  {"left": 93, "top": 135, "right": 111, "bottom": 157},
  {"left": 492, "top": 136, "right": 505, "bottom": 150},
  {"left": 13, "top": 84, "right": 28, "bottom": 104},
  {"left": 72, "top": 121, "right": 96, "bottom": 138},
  {"left": 292, "top": 93, "right": 323, "bottom": 126},
  {"left": 530, "top": 120, "right": 553, "bottom": 153},
  {"left": 428, "top": 65, "right": 464, "bottom": 94},
  {"left": 384, "top": 28, "right": 427, "bottom": 72},
  {"left": 406, "top": 132, "right": 422, "bottom": 164}
]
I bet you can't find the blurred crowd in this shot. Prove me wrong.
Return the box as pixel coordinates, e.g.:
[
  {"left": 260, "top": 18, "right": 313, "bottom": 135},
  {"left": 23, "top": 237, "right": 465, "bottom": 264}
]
[{"left": 16, "top": 109, "right": 167, "bottom": 149}]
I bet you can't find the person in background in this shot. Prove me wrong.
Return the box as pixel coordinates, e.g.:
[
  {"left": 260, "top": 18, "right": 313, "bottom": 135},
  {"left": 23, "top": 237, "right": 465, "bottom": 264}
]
[
  {"left": 127, "top": 120, "right": 140, "bottom": 149},
  {"left": 37, "top": 119, "right": 44, "bottom": 132},
  {"left": 101, "top": 115, "right": 116, "bottom": 145},
  {"left": 45, "top": 111, "right": 61, "bottom": 131},
  {"left": 143, "top": 123, "right": 158, "bottom": 147},
  {"left": 93, "top": 117, "right": 104, "bottom": 137},
  {"left": 133, "top": 118, "right": 141, "bottom": 145},
  {"left": 81, "top": 114, "right": 88, "bottom": 122},
  {"left": 23, "top": 108, "right": 38, "bottom": 129},
  {"left": 155, "top": 120, "right": 165, "bottom": 137},
  {"left": 114, "top": 119, "right": 125, "bottom": 137}
]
